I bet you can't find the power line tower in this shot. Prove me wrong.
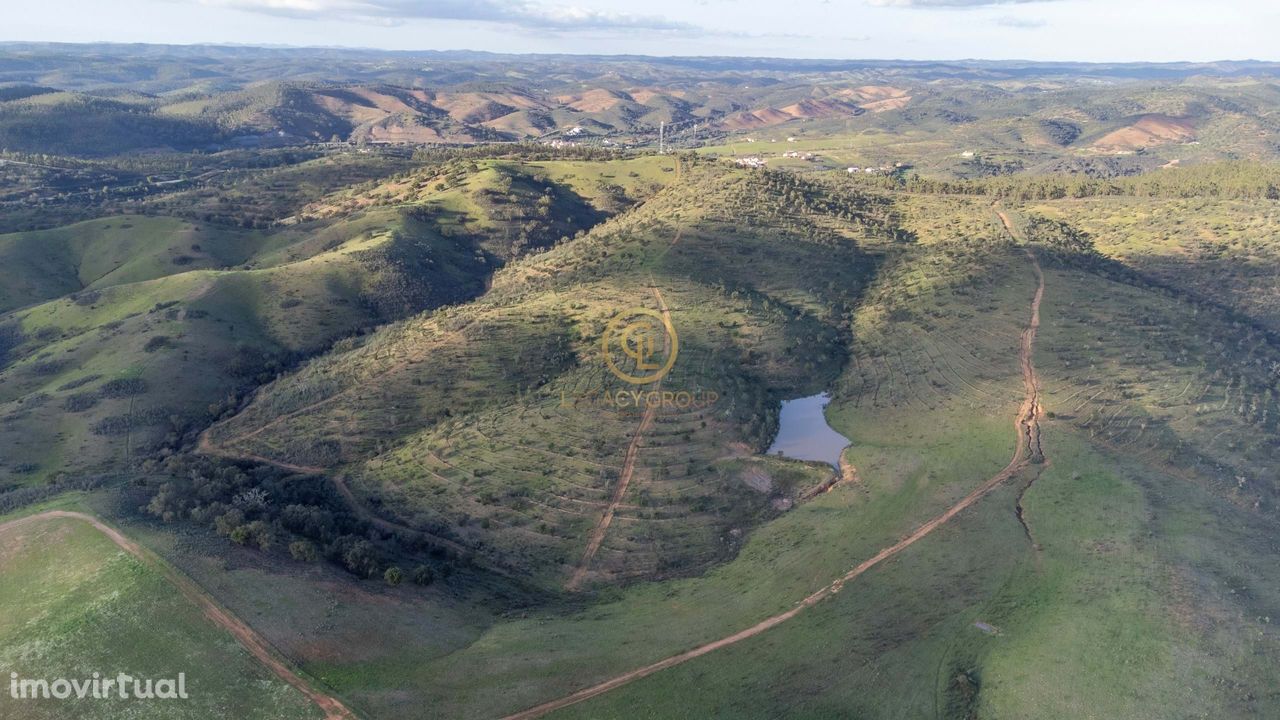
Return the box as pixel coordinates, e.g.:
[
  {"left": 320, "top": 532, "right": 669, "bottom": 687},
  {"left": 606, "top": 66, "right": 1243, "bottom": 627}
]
[{"left": 659, "top": 121, "right": 665, "bottom": 154}]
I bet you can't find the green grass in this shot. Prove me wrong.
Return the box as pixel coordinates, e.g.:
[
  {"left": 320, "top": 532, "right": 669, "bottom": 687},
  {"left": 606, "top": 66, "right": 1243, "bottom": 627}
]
[
  {"left": 0, "top": 215, "right": 265, "bottom": 313},
  {"left": 1026, "top": 195, "right": 1280, "bottom": 330},
  {"left": 7, "top": 147, "right": 1280, "bottom": 720},
  {"left": 0, "top": 514, "right": 323, "bottom": 720},
  {"left": 545, "top": 428, "right": 1274, "bottom": 719},
  {"left": 189, "top": 171, "right": 1045, "bottom": 717},
  {"left": 189, "top": 169, "right": 1280, "bottom": 719}
]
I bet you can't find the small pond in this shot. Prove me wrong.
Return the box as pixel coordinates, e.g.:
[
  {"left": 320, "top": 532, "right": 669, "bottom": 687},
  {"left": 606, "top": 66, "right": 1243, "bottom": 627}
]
[{"left": 765, "top": 392, "right": 851, "bottom": 470}]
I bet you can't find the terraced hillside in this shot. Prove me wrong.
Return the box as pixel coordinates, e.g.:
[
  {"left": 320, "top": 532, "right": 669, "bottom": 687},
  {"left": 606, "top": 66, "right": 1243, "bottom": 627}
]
[{"left": 202, "top": 164, "right": 885, "bottom": 588}]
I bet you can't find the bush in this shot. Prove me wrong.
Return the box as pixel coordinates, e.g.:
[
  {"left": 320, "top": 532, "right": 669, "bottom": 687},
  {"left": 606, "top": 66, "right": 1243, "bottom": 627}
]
[
  {"left": 289, "top": 539, "right": 319, "bottom": 563},
  {"left": 410, "top": 564, "right": 434, "bottom": 586},
  {"left": 342, "top": 539, "right": 381, "bottom": 578},
  {"left": 229, "top": 525, "right": 251, "bottom": 545},
  {"left": 63, "top": 392, "right": 99, "bottom": 412},
  {"left": 100, "top": 377, "right": 148, "bottom": 398},
  {"left": 384, "top": 566, "right": 403, "bottom": 586},
  {"left": 28, "top": 360, "right": 69, "bottom": 376},
  {"left": 143, "top": 335, "right": 172, "bottom": 352},
  {"left": 56, "top": 374, "right": 101, "bottom": 391}
]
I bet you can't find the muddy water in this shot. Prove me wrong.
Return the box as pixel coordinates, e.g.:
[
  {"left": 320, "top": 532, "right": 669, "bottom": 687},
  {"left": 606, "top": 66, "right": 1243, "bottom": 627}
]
[{"left": 766, "top": 392, "right": 850, "bottom": 469}]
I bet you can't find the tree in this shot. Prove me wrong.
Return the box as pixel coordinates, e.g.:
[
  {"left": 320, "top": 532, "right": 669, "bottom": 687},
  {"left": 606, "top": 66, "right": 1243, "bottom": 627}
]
[{"left": 343, "top": 539, "right": 381, "bottom": 578}]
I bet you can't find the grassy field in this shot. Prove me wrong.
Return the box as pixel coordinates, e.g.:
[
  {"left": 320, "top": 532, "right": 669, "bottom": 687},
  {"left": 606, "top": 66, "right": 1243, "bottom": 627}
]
[
  {"left": 544, "top": 429, "right": 1273, "bottom": 720},
  {"left": 0, "top": 511, "right": 324, "bottom": 719}
]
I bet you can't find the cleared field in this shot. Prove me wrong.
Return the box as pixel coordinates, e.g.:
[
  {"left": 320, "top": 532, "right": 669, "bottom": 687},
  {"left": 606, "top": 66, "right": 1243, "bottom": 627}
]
[{"left": 0, "top": 511, "right": 330, "bottom": 720}]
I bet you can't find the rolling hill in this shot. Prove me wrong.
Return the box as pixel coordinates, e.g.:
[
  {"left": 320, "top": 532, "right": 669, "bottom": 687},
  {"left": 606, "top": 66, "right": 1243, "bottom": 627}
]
[
  {"left": 0, "top": 154, "right": 671, "bottom": 487},
  {"left": 200, "top": 163, "right": 881, "bottom": 588}
]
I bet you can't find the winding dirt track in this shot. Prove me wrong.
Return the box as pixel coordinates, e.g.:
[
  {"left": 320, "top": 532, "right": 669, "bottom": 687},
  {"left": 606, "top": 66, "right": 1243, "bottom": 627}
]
[
  {"left": 566, "top": 286, "right": 673, "bottom": 591},
  {"left": 501, "top": 246, "right": 1048, "bottom": 720},
  {"left": 0, "top": 511, "right": 355, "bottom": 720}
]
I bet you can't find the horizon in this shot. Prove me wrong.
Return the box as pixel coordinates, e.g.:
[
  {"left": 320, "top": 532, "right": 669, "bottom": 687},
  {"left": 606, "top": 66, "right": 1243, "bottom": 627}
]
[
  {"left": 2, "top": 39, "right": 1276, "bottom": 68},
  {"left": 6, "top": 0, "right": 1278, "bottom": 64}
]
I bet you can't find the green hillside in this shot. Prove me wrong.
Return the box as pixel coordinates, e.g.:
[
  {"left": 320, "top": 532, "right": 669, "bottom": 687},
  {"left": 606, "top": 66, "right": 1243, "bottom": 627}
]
[
  {"left": 0, "top": 154, "right": 674, "bottom": 487},
  {"left": 0, "top": 512, "right": 324, "bottom": 720},
  {"left": 0, "top": 215, "right": 263, "bottom": 313},
  {"left": 0, "top": 208, "right": 490, "bottom": 485},
  {"left": 1, "top": 68, "right": 1280, "bottom": 720},
  {"left": 200, "top": 163, "right": 877, "bottom": 588},
  {"left": 169, "top": 162, "right": 1280, "bottom": 720}
]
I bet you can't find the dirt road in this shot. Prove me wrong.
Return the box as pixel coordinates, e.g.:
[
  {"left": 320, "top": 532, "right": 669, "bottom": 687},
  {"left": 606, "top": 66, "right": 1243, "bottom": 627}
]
[
  {"left": 566, "top": 285, "right": 674, "bottom": 591},
  {"left": 0, "top": 510, "right": 355, "bottom": 720},
  {"left": 996, "top": 208, "right": 1048, "bottom": 543},
  {"left": 502, "top": 247, "right": 1048, "bottom": 720}
]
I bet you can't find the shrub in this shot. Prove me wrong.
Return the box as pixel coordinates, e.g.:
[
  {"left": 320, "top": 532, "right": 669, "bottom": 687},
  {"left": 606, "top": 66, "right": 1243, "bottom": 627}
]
[
  {"left": 289, "top": 539, "right": 319, "bottom": 563},
  {"left": 143, "top": 335, "right": 172, "bottom": 352},
  {"left": 342, "top": 539, "right": 381, "bottom": 578},
  {"left": 100, "top": 377, "right": 148, "bottom": 398},
  {"left": 28, "top": 360, "right": 68, "bottom": 376},
  {"left": 384, "top": 566, "right": 403, "bottom": 586},
  {"left": 63, "top": 392, "right": 99, "bottom": 412},
  {"left": 56, "top": 374, "right": 101, "bottom": 391}
]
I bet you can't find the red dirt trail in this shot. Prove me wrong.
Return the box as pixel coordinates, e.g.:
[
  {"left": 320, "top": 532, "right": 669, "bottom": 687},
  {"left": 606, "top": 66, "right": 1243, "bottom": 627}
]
[{"left": 565, "top": 285, "right": 674, "bottom": 591}]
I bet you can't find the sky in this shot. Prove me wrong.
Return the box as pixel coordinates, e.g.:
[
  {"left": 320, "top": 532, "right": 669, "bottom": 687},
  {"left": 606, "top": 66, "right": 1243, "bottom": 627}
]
[{"left": 4, "top": 0, "right": 1279, "bottom": 62}]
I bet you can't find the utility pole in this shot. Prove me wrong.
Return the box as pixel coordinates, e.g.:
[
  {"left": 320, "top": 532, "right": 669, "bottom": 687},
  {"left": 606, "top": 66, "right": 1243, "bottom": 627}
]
[{"left": 659, "top": 121, "right": 665, "bottom": 154}]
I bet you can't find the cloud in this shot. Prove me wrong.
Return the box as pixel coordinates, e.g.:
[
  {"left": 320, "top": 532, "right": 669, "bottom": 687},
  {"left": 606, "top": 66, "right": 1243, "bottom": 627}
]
[
  {"left": 996, "top": 15, "right": 1047, "bottom": 27},
  {"left": 200, "top": 0, "right": 699, "bottom": 32},
  {"left": 868, "top": 0, "right": 1058, "bottom": 7}
]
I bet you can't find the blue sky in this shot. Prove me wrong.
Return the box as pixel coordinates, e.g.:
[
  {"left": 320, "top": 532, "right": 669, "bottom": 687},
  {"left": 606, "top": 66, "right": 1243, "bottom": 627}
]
[{"left": 6, "top": 0, "right": 1278, "bottom": 62}]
